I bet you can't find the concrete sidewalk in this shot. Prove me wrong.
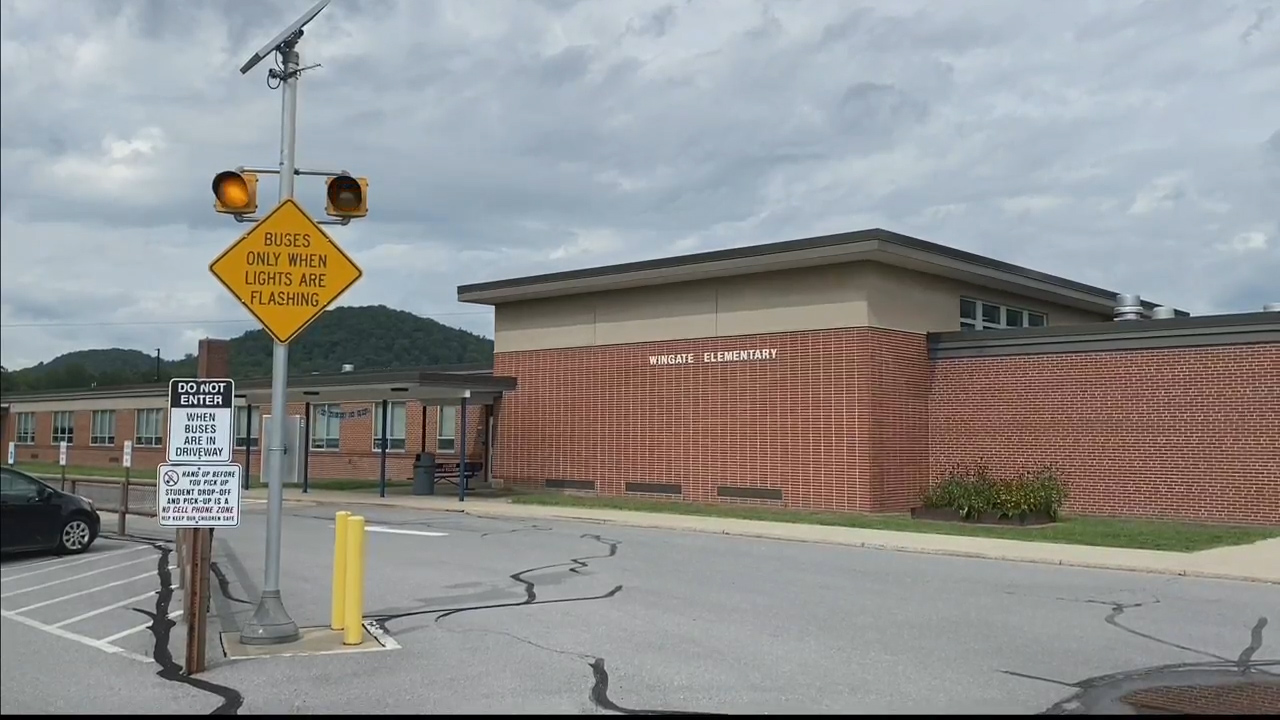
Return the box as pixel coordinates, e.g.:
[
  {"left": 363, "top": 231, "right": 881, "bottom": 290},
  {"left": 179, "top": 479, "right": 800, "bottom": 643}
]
[{"left": 247, "top": 487, "right": 1280, "bottom": 585}]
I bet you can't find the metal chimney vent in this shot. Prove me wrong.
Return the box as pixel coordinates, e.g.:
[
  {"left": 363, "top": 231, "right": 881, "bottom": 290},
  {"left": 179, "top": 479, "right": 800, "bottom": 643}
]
[
  {"left": 1264, "top": 303, "right": 1280, "bottom": 313},
  {"left": 340, "top": 363, "right": 355, "bottom": 373},
  {"left": 1113, "top": 293, "right": 1144, "bottom": 321},
  {"left": 1151, "top": 306, "right": 1177, "bottom": 320}
]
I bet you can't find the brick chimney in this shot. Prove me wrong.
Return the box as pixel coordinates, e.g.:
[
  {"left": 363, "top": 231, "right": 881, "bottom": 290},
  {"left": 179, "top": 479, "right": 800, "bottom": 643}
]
[{"left": 197, "top": 338, "right": 231, "bottom": 379}]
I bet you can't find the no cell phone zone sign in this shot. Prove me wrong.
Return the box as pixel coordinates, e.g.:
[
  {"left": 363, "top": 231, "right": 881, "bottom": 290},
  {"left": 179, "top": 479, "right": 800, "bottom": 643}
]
[
  {"left": 167, "top": 378, "right": 235, "bottom": 464},
  {"left": 162, "top": 377, "right": 240, "bottom": 528},
  {"left": 158, "top": 463, "right": 243, "bottom": 528}
]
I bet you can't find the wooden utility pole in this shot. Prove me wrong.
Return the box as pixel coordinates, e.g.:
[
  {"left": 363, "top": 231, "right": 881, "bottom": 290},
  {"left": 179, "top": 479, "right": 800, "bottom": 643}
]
[{"left": 184, "top": 527, "right": 212, "bottom": 675}]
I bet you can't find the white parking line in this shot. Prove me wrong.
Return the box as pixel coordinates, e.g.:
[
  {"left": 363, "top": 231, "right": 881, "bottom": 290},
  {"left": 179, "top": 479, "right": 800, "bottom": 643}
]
[
  {"left": 0, "top": 556, "right": 156, "bottom": 598},
  {"left": 0, "top": 557, "right": 61, "bottom": 573},
  {"left": 99, "top": 610, "right": 182, "bottom": 643},
  {"left": 0, "top": 609, "right": 152, "bottom": 663},
  {"left": 10, "top": 568, "right": 173, "bottom": 613},
  {"left": 50, "top": 591, "right": 159, "bottom": 628},
  {"left": 0, "top": 547, "right": 149, "bottom": 582}
]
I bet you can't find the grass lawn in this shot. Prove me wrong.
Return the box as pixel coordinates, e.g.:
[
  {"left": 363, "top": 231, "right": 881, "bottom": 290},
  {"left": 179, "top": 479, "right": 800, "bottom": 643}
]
[
  {"left": 10, "top": 464, "right": 441, "bottom": 492},
  {"left": 14, "top": 461, "right": 265, "bottom": 487},
  {"left": 508, "top": 493, "right": 1280, "bottom": 552}
]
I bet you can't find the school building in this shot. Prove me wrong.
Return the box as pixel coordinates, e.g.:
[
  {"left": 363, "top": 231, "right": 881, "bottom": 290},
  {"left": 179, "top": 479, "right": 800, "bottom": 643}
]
[{"left": 4, "top": 229, "right": 1278, "bottom": 525}]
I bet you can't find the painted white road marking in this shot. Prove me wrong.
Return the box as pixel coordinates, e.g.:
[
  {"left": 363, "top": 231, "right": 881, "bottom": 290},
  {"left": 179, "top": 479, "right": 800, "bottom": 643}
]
[
  {"left": 0, "top": 546, "right": 148, "bottom": 582},
  {"left": 50, "top": 590, "right": 159, "bottom": 628},
  {"left": 0, "top": 608, "right": 152, "bottom": 663},
  {"left": 11, "top": 568, "right": 173, "bottom": 613},
  {"left": 1, "top": 556, "right": 155, "bottom": 598},
  {"left": 0, "top": 557, "right": 61, "bottom": 573},
  {"left": 364, "top": 619, "right": 402, "bottom": 650},
  {"left": 98, "top": 610, "right": 181, "bottom": 643},
  {"left": 328, "top": 524, "right": 447, "bottom": 537}
]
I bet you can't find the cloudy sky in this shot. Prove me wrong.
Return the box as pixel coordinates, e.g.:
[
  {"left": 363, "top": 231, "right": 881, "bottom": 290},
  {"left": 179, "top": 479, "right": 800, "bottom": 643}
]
[{"left": 1, "top": 0, "right": 1277, "bottom": 369}]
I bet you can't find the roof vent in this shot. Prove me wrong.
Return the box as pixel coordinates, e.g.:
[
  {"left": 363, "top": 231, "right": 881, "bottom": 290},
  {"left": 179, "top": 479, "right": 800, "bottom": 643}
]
[
  {"left": 1113, "top": 293, "right": 1144, "bottom": 321},
  {"left": 341, "top": 364, "right": 355, "bottom": 373},
  {"left": 1151, "top": 306, "right": 1177, "bottom": 320},
  {"left": 1264, "top": 303, "right": 1280, "bottom": 313}
]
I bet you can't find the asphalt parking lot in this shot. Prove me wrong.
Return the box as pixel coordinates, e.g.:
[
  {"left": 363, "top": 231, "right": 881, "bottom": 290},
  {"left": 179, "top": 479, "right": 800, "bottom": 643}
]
[
  {"left": 4, "top": 502, "right": 1277, "bottom": 714},
  {"left": 0, "top": 535, "right": 178, "bottom": 664}
]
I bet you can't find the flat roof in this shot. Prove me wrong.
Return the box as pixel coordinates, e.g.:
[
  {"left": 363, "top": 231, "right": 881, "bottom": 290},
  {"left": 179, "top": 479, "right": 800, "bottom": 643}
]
[
  {"left": 0, "top": 366, "right": 516, "bottom": 406},
  {"left": 930, "top": 310, "right": 1280, "bottom": 358},
  {"left": 457, "top": 227, "right": 1179, "bottom": 316}
]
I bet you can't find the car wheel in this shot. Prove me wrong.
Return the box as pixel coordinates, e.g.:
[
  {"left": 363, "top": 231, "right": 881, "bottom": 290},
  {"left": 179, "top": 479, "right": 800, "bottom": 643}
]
[{"left": 57, "top": 517, "right": 95, "bottom": 555}]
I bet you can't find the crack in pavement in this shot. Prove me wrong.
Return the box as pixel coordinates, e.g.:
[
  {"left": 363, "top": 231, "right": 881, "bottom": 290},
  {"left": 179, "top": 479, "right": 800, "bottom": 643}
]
[
  {"left": 369, "top": 533, "right": 718, "bottom": 714},
  {"left": 368, "top": 533, "right": 625, "bottom": 629},
  {"left": 127, "top": 541, "right": 245, "bottom": 715},
  {"left": 1237, "top": 617, "right": 1269, "bottom": 672},
  {"left": 479, "top": 524, "right": 553, "bottom": 538},
  {"left": 1002, "top": 594, "right": 1276, "bottom": 713},
  {"left": 209, "top": 562, "right": 251, "bottom": 606},
  {"left": 1086, "top": 598, "right": 1235, "bottom": 663}
]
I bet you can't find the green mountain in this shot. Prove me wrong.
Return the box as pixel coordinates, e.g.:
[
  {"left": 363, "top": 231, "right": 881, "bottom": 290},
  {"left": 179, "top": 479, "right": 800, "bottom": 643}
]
[{"left": 0, "top": 305, "right": 493, "bottom": 394}]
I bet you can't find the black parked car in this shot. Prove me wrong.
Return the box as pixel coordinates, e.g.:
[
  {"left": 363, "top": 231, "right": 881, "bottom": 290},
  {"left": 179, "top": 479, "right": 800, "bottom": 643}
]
[{"left": 0, "top": 467, "right": 100, "bottom": 555}]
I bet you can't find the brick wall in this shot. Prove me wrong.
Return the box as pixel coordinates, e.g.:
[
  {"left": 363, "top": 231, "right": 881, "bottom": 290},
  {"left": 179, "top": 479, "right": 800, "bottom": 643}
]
[
  {"left": 929, "top": 344, "right": 1280, "bottom": 525},
  {"left": 197, "top": 338, "right": 231, "bottom": 378},
  {"left": 492, "top": 327, "right": 928, "bottom": 511},
  {"left": 7, "top": 407, "right": 167, "bottom": 471},
  {"left": 8, "top": 401, "right": 487, "bottom": 483},
  {"left": 297, "top": 401, "right": 487, "bottom": 480}
]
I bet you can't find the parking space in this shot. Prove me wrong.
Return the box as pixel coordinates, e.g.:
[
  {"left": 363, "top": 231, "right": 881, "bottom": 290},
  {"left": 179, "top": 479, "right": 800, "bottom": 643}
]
[{"left": 0, "top": 536, "right": 180, "bottom": 663}]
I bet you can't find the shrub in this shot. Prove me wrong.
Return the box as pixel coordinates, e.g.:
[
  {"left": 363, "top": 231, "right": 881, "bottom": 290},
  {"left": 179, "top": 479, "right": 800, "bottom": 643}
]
[{"left": 920, "top": 465, "right": 1069, "bottom": 521}]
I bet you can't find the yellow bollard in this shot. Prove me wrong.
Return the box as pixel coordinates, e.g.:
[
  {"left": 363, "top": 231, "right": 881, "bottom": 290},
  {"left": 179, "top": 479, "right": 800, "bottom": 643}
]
[
  {"left": 330, "top": 511, "right": 351, "bottom": 631},
  {"left": 342, "top": 515, "right": 366, "bottom": 646}
]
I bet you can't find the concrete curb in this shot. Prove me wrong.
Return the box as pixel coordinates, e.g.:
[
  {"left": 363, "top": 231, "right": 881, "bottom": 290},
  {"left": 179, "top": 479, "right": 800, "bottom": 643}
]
[
  {"left": 460, "top": 509, "right": 1280, "bottom": 586},
  {"left": 264, "top": 493, "right": 1279, "bottom": 586}
]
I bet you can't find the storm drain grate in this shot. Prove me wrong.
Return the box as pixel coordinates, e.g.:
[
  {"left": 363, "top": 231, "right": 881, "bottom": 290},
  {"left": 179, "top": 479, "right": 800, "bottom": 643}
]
[{"left": 1122, "top": 680, "right": 1280, "bottom": 715}]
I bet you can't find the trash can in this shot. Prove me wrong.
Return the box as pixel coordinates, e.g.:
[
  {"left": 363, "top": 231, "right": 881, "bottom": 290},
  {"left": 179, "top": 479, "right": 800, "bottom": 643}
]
[{"left": 412, "top": 452, "right": 437, "bottom": 495}]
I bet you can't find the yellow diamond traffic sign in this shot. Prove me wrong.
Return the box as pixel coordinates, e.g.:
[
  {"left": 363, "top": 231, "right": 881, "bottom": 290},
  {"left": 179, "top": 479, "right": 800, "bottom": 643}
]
[{"left": 209, "top": 197, "right": 363, "bottom": 344}]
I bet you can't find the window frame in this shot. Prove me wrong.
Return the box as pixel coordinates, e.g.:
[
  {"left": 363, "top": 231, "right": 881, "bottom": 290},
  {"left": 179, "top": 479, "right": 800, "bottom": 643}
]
[
  {"left": 134, "top": 408, "right": 165, "bottom": 448},
  {"left": 15, "top": 412, "right": 36, "bottom": 444},
  {"left": 235, "top": 406, "right": 262, "bottom": 449},
  {"left": 90, "top": 410, "right": 117, "bottom": 446},
  {"left": 51, "top": 411, "right": 75, "bottom": 445},
  {"left": 372, "top": 401, "right": 408, "bottom": 452},
  {"left": 0, "top": 468, "right": 45, "bottom": 499},
  {"left": 960, "top": 297, "right": 1047, "bottom": 331},
  {"left": 436, "top": 406, "right": 457, "bottom": 454},
  {"left": 310, "top": 403, "right": 342, "bottom": 451}
]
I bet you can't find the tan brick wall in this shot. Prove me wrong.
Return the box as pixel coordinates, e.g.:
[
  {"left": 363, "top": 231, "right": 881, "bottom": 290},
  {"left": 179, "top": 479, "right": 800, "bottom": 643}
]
[
  {"left": 491, "top": 327, "right": 928, "bottom": 511},
  {"left": 929, "top": 344, "right": 1280, "bottom": 525}
]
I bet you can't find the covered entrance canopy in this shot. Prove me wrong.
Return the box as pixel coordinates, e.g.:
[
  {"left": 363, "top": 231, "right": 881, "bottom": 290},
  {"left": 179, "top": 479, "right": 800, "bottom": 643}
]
[
  {"left": 234, "top": 368, "right": 515, "bottom": 407},
  {"left": 234, "top": 368, "right": 516, "bottom": 498}
]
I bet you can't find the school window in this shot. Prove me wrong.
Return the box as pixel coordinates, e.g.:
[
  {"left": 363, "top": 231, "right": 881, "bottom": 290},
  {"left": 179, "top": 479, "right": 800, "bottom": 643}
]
[
  {"left": 235, "top": 406, "right": 261, "bottom": 448},
  {"left": 960, "top": 298, "right": 1047, "bottom": 331},
  {"left": 310, "top": 404, "right": 342, "bottom": 450},
  {"left": 15, "top": 412, "right": 36, "bottom": 444},
  {"left": 436, "top": 406, "right": 457, "bottom": 453},
  {"left": 373, "top": 401, "right": 408, "bottom": 451},
  {"left": 90, "top": 410, "right": 116, "bottom": 446},
  {"left": 51, "top": 411, "right": 75, "bottom": 444},
  {"left": 134, "top": 408, "right": 164, "bottom": 447}
]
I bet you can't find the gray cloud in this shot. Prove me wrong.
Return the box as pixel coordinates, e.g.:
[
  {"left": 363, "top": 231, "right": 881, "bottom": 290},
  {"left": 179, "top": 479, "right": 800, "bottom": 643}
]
[{"left": 2, "top": 0, "right": 1279, "bottom": 369}]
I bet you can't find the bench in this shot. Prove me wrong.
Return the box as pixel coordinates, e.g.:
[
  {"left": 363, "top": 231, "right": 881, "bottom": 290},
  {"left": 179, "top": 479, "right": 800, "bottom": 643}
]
[{"left": 404, "top": 460, "right": 485, "bottom": 488}]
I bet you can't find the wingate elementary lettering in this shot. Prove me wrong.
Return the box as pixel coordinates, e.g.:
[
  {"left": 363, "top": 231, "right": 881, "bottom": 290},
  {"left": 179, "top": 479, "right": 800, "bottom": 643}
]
[{"left": 648, "top": 348, "right": 779, "bottom": 366}]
